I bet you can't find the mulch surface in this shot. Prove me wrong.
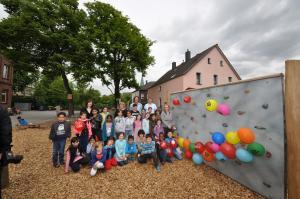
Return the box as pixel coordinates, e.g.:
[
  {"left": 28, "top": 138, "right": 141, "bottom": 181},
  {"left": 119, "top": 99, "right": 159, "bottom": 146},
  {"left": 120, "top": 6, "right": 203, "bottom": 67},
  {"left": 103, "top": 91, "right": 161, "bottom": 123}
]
[{"left": 3, "top": 121, "right": 264, "bottom": 199}]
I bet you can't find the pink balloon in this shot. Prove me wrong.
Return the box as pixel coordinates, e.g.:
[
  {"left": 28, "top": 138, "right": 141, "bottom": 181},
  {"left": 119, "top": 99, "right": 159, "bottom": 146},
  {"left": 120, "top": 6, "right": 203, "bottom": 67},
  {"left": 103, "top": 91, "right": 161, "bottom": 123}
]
[
  {"left": 217, "top": 104, "right": 231, "bottom": 116},
  {"left": 211, "top": 143, "right": 220, "bottom": 152}
]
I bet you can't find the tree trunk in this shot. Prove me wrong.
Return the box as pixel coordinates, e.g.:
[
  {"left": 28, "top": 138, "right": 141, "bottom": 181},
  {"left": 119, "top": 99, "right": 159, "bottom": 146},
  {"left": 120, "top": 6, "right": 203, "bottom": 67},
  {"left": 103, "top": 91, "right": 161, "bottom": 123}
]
[
  {"left": 61, "top": 70, "right": 74, "bottom": 116},
  {"left": 114, "top": 79, "right": 121, "bottom": 110}
]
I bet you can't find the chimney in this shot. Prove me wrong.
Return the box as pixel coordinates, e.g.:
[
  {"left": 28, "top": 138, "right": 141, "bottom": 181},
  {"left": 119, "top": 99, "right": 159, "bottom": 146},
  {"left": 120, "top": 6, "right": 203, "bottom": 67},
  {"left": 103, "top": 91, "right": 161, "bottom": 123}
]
[
  {"left": 172, "top": 62, "right": 176, "bottom": 69},
  {"left": 185, "top": 49, "right": 191, "bottom": 62}
]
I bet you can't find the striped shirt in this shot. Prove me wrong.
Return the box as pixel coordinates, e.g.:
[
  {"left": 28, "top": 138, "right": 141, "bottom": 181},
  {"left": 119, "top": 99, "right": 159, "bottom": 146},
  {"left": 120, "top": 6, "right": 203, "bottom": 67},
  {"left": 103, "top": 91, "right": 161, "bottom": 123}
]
[{"left": 140, "top": 141, "right": 155, "bottom": 155}]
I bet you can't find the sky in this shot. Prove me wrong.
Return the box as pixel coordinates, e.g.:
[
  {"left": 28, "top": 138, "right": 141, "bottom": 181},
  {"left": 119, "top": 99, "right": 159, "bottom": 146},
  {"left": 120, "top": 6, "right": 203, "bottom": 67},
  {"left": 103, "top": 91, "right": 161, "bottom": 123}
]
[{"left": 1, "top": 0, "right": 300, "bottom": 95}]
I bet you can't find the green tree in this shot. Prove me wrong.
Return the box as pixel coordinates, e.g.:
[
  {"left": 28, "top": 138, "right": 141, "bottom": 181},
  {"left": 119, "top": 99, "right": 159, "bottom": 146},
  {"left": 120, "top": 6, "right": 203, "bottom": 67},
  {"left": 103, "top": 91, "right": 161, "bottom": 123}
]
[
  {"left": 0, "top": 0, "right": 95, "bottom": 115},
  {"left": 85, "top": 2, "right": 154, "bottom": 107}
]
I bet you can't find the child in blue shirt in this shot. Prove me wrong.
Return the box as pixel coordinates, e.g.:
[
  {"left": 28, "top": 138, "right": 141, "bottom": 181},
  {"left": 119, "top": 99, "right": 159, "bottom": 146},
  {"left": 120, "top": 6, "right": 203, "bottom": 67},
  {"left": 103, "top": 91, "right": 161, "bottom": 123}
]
[
  {"left": 115, "top": 132, "right": 128, "bottom": 166},
  {"left": 125, "top": 135, "right": 137, "bottom": 161},
  {"left": 138, "top": 134, "right": 160, "bottom": 172}
]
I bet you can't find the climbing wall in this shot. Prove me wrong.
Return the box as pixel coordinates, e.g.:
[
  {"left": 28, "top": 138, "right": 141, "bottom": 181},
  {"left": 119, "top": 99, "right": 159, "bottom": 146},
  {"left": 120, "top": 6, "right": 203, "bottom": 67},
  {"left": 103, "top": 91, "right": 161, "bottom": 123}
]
[{"left": 170, "top": 74, "right": 285, "bottom": 199}]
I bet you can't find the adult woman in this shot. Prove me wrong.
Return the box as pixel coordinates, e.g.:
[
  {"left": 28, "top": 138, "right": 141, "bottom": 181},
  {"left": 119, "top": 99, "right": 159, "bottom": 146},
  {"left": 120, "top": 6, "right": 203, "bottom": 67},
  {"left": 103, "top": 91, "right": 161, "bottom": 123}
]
[
  {"left": 130, "top": 96, "right": 143, "bottom": 113},
  {"left": 81, "top": 100, "right": 94, "bottom": 119},
  {"left": 161, "top": 104, "right": 175, "bottom": 134},
  {"left": 115, "top": 101, "right": 127, "bottom": 117}
]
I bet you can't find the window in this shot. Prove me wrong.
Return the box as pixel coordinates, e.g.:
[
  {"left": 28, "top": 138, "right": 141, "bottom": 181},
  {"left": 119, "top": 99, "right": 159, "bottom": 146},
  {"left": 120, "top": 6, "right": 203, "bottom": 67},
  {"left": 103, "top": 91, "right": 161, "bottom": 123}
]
[
  {"left": 159, "top": 86, "right": 161, "bottom": 92},
  {"left": 213, "top": 75, "right": 218, "bottom": 85},
  {"left": 1, "top": 90, "right": 8, "bottom": 104},
  {"left": 141, "top": 93, "right": 144, "bottom": 100},
  {"left": 220, "top": 60, "right": 223, "bottom": 66},
  {"left": 2, "top": 64, "right": 9, "bottom": 79},
  {"left": 228, "top": 77, "right": 232, "bottom": 82},
  {"left": 196, "top": 73, "right": 201, "bottom": 85},
  {"left": 208, "top": 58, "right": 211, "bottom": 64},
  {"left": 159, "top": 97, "right": 162, "bottom": 108}
]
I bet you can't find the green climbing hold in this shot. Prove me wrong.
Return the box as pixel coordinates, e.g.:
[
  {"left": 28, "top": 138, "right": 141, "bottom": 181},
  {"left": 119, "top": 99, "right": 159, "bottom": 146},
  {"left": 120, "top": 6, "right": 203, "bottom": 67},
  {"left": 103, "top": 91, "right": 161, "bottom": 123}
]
[{"left": 247, "top": 142, "right": 266, "bottom": 156}]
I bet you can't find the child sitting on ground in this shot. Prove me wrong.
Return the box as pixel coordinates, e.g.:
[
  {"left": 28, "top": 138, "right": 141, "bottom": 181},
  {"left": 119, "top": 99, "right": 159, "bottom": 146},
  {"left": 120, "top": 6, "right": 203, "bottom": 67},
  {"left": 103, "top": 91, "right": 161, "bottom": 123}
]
[
  {"left": 103, "top": 136, "right": 117, "bottom": 170},
  {"left": 138, "top": 134, "right": 160, "bottom": 172},
  {"left": 65, "top": 137, "right": 89, "bottom": 173},
  {"left": 125, "top": 135, "right": 137, "bottom": 161},
  {"left": 115, "top": 132, "right": 128, "bottom": 166},
  {"left": 49, "top": 112, "right": 71, "bottom": 168},
  {"left": 90, "top": 142, "right": 106, "bottom": 176},
  {"left": 86, "top": 137, "right": 96, "bottom": 165},
  {"left": 165, "top": 131, "right": 183, "bottom": 161}
]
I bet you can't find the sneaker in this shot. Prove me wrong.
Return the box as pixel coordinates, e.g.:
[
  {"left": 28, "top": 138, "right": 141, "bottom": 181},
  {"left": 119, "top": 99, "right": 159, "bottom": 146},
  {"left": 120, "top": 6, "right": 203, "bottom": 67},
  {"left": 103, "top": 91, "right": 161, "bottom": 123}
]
[
  {"left": 90, "top": 167, "right": 98, "bottom": 176},
  {"left": 156, "top": 165, "right": 161, "bottom": 172}
]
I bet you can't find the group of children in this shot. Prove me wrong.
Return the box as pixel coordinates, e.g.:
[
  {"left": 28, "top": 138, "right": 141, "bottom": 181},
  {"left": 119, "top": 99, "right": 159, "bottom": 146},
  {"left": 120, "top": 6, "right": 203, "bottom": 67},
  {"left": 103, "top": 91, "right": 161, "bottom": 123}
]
[{"left": 49, "top": 105, "right": 182, "bottom": 176}]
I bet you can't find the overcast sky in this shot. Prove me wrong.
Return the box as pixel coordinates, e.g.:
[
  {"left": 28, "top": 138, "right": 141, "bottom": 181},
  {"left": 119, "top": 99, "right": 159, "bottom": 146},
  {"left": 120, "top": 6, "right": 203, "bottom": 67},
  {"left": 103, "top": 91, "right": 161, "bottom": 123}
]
[{"left": 1, "top": 0, "right": 300, "bottom": 95}]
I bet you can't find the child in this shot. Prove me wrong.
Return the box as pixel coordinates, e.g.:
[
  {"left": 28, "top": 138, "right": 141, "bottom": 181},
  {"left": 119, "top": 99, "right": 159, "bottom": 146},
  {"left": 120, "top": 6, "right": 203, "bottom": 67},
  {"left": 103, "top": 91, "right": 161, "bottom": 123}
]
[
  {"left": 156, "top": 132, "right": 167, "bottom": 164},
  {"left": 131, "top": 104, "right": 140, "bottom": 118},
  {"left": 101, "top": 106, "right": 110, "bottom": 126},
  {"left": 136, "top": 129, "right": 146, "bottom": 153},
  {"left": 115, "top": 132, "right": 128, "bottom": 166},
  {"left": 90, "top": 108, "right": 103, "bottom": 141},
  {"left": 90, "top": 142, "right": 106, "bottom": 176},
  {"left": 114, "top": 110, "right": 126, "bottom": 138},
  {"left": 125, "top": 135, "right": 137, "bottom": 161},
  {"left": 165, "top": 131, "right": 183, "bottom": 160},
  {"left": 147, "top": 107, "right": 153, "bottom": 115},
  {"left": 103, "top": 136, "right": 117, "bottom": 170},
  {"left": 65, "top": 137, "right": 89, "bottom": 173},
  {"left": 133, "top": 114, "right": 142, "bottom": 141},
  {"left": 153, "top": 119, "right": 164, "bottom": 140},
  {"left": 102, "top": 115, "right": 115, "bottom": 144},
  {"left": 142, "top": 113, "right": 150, "bottom": 135},
  {"left": 125, "top": 111, "right": 135, "bottom": 137},
  {"left": 49, "top": 112, "right": 71, "bottom": 167},
  {"left": 86, "top": 137, "right": 96, "bottom": 165},
  {"left": 74, "top": 111, "right": 92, "bottom": 153},
  {"left": 141, "top": 109, "right": 146, "bottom": 119},
  {"left": 138, "top": 134, "right": 160, "bottom": 172},
  {"left": 149, "top": 114, "right": 156, "bottom": 138}
]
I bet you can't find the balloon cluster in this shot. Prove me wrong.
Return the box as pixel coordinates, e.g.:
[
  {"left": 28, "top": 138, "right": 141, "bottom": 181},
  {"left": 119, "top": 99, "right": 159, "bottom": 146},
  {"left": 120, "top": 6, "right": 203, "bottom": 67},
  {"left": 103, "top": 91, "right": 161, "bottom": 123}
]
[
  {"left": 177, "top": 128, "right": 266, "bottom": 165},
  {"left": 205, "top": 99, "right": 231, "bottom": 116},
  {"left": 172, "top": 95, "right": 192, "bottom": 106}
]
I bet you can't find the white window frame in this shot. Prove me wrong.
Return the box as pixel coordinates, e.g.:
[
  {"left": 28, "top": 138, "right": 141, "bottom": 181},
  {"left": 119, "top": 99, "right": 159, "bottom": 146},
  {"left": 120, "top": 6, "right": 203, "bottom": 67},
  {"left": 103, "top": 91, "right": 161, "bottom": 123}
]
[{"left": 1, "top": 90, "right": 8, "bottom": 104}]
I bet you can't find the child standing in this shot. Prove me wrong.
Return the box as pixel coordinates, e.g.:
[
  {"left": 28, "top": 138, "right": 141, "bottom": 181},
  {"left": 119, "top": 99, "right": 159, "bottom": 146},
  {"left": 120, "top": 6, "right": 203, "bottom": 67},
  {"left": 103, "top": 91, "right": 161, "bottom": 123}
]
[
  {"left": 133, "top": 114, "right": 142, "bottom": 141},
  {"left": 114, "top": 110, "right": 126, "bottom": 138},
  {"left": 102, "top": 115, "right": 115, "bottom": 144},
  {"left": 125, "top": 111, "right": 135, "bottom": 138},
  {"left": 149, "top": 114, "right": 156, "bottom": 139},
  {"left": 125, "top": 135, "right": 137, "bottom": 161},
  {"left": 103, "top": 136, "right": 117, "bottom": 170},
  {"left": 153, "top": 119, "right": 164, "bottom": 140},
  {"left": 115, "top": 132, "right": 128, "bottom": 166},
  {"left": 49, "top": 112, "right": 71, "bottom": 167},
  {"left": 165, "top": 131, "right": 183, "bottom": 160},
  {"left": 156, "top": 132, "right": 167, "bottom": 164},
  {"left": 90, "top": 142, "right": 106, "bottom": 176},
  {"left": 65, "top": 137, "right": 89, "bottom": 173},
  {"left": 131, "top": 104, "right": 140, "bottom": 118},
  {"left": 74, "top": 111, "right": 92, "bottom": 153},
  {"left": 142, "top": 113, "right": 150, "bottom": 135},
  {"left": 90, "top": 108, "right": 103, "bottom": 141},
  {"left": 101, "top": 106, "right": 110, "bottom": 126},
  {"left": 138, "top": 134, "right": 160, "bottom": 172}
]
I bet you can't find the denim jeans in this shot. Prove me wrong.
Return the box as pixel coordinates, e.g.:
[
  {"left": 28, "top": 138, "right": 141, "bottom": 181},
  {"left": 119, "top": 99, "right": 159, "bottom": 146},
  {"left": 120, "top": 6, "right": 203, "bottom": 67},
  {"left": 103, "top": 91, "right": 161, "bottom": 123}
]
[{"left": 52, "top": 139, "right": 66, "bottom": 165}]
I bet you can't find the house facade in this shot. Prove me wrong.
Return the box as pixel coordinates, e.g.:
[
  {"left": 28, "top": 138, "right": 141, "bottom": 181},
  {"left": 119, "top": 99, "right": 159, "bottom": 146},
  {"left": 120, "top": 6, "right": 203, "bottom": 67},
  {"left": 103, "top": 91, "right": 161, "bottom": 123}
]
[
  {"left": 0, "top": 54, "right": 13, "bottom": 110},
  {"left": 147, "top": 44, "right": 241, "bottom": 107},
  {"left": 132, "top": 81, "right": 155, "bottom": 105}
]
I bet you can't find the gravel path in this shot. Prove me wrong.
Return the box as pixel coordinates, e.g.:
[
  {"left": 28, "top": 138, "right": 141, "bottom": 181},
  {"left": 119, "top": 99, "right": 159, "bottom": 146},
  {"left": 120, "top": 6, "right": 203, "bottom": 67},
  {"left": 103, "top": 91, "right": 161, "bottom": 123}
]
[{"left": 3, "top": 122, "right": 264, "bottom": 199}]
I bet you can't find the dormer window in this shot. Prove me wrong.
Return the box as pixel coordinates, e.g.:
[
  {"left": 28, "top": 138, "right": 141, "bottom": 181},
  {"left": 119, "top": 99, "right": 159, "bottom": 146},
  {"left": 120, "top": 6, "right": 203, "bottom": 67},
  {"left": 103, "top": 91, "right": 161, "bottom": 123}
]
[
  {"left": 208, "top": 58, "right": 211, "bottom": 64},
  {"left": 220, "top": 60, "right": 223, "bottom": 66}
]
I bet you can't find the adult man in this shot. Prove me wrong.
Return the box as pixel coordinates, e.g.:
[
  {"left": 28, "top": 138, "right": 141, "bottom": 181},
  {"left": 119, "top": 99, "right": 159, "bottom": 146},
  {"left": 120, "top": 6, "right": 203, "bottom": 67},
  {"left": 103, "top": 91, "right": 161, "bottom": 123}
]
[
  {"left": 0, "top": 106, "right": 23, "bottom": 197},
  {"left": 143, "top": 97, "right": 157, "bottom": 114}
]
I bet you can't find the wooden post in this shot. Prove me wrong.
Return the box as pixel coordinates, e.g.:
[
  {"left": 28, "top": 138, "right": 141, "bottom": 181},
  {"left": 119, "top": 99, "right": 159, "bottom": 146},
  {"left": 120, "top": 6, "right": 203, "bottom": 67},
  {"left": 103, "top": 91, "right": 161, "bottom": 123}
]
[{"left": 285, "top": 60, "right": 300, "bottom": 199}]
